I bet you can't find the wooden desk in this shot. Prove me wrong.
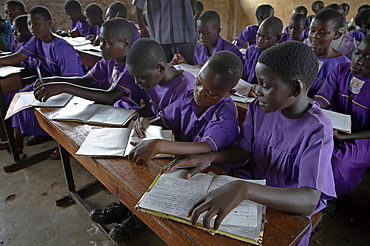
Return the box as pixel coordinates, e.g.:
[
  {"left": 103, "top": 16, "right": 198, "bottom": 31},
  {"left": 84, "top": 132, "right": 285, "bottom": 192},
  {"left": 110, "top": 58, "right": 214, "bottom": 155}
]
[{"left": 34, "top": 106, "right": 311, "bottom": 246}]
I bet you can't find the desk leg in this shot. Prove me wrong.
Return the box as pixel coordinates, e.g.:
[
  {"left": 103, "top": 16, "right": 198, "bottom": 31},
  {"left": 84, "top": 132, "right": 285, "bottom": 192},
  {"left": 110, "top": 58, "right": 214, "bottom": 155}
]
[{"left": 55, "top": 144, "right": 113, "bottom": 241}]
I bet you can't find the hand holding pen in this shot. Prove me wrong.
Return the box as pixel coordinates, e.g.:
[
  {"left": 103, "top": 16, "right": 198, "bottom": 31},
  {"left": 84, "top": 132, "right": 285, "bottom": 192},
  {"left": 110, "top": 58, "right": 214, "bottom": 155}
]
[{"left": 133, "top": 116, "right": 161, "bottom": 138}]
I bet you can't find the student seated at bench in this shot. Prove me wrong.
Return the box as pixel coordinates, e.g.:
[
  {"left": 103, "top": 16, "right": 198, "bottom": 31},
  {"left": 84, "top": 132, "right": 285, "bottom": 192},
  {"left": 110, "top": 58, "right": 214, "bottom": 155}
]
[
  {"left": 129, "top": 51, "right": 241, "bottom": 164},
  {"left": 171, "top": 10, "right": 242, "bottom": 68},
  {"left": 63, "top": 0, "right": 92, "bottom": 37},
  {"left": 0, "top": 6, "right": 84, "bottom": 153},
  {"left": 164, "top": 41, "right": 336, "bottom": 246}
]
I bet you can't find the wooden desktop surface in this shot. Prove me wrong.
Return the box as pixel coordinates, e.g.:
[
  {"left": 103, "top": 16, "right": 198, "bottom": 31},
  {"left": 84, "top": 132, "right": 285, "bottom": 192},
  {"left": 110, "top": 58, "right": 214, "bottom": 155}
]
[{"left": 34, "top": 105, "right": 311, "bottom": 246}]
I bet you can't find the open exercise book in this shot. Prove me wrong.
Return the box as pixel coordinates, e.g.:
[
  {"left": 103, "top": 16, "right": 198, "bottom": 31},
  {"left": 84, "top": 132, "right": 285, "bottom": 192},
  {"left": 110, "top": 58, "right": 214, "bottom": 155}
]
[
  {"left": 136, "top": 169, "right": 266, "bottom": 244},
  {"left": 52, "top": 103, "right": 138, "bottom": 126},
  {"left": 76, "top": 125, "right": 174, "bottom": 158},
  {"left": 322, "top": 109, "right": 351, "bottom": 134},
  {"left": 5, "top": 92, "right": 73, "bottom": 120}
]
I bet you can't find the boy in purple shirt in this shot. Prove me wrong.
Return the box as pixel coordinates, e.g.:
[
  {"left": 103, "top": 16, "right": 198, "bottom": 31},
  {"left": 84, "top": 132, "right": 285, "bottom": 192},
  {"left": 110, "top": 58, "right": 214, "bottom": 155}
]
[
  {"left": 243, "top": 16, "right": 282, "bottom": 84},
  {"left": 84, "top": 3, "right": 104, "bottom": 40},
  {"left": 306, "top": 8, "right": 350, "bottom": 98},
  {"left": 63, "top": 0, "right": 93, "bottom": 37},
  {"left": 314, "top": 35, "right": 370, "bottom": 196},
  {"left": 171, "top": 10, "right": 242, "bottom": 67},
  {"left": 105, "top": 2, "right": 140, "bottom": 43},
  {"left": 281, "top": 14, "right": 307, "bottom": 43},
  {"left": 348, "top": 9, "right": 370, "bottom": 42},
  {"left": 34, "top": 18, "right": 146, "bottom": 111},
  {"left": 129, "top": 51, "right": 241, "bottom": 164},
  {"left": 233, "top": 4, "right": 274, "bottom": 48},
  {"left": 164, "top": 41, "right": 336, "bottom": 246},
  {"left": 126, "top": 38, "right": 195, "bottom": 116},
  {"left": 0, "top": 6, "right": 84, "bottom": 152}
]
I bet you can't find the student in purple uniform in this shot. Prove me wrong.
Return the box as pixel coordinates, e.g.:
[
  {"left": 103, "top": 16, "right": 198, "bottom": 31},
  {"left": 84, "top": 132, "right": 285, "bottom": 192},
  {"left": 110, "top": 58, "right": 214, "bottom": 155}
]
[
  {"left": 282, "top": 5, "right": 308, "bottom": 35},
  {"left": 305, "top": 8, "right": 350, "bottom": 98},
  {"left": 33, "top": 18, "right": 145, "bottom": 111},
  {"left": 314, "top": 35, "right": 370, "bottom": 196},
  {"left": 105, "top": 2, "right": 140, "bottom": 43},
  {"left": 84, "top": 3, "right": 104, "bottom": 40},
  {"left": 4, "top": 0, "right": 27, "bottom": 23},
  {"left": 126, "top": 38, "right": 195, "bottom": 116},
  {"left": 0, "top": 6, "right": 84, "bottom": 152},
  {"left": 171, "top": 10, "right": 242, "bottom": 68},
  {"left": 232, "top": 4, "right": 274, "bottom": 48},
  {"left": 349, "top": 9, "right": 370, "bottom": 43},
  {"left": 281, "top": 14, "right": 307, "bottom": 43},
  {"left": 129, "top": 51, "right": 241, "bottom": 164},
  {"left": 243, "top": 16, "right": 282, "bottom": 84},
  {"left": 306, "top": 1, "right": 325, "bottom": 28},
  {"left": 163, "top": 41, "right": 336, "bottom": 246},
  {"left": 63, "top": 0, "right": 92, "bottom": 37}
]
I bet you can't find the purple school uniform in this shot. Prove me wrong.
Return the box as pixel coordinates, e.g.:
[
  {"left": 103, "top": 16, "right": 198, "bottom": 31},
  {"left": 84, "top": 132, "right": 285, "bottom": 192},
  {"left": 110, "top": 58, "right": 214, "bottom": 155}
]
[
  {"left": 87, "top": 59, "right": 147, "bottom": 109},
  {"left": 91, "top": 25, "right": 100, "bottom": 36},
  {"left": 129, "top": 21, "right": 140, "bottom": 43},
  {"left": 72, "top": 21, "right": 93, "bottom": 36},
  {"left": 308, "top": 55, "right": 350, "bottom": 98},
  {"left": 243, "top": 45, "right": 260, "bottom": 84},
  {"left": 280, "top": 28, "right": 309, "bottom": 43},
  {"left": 314, "top": 62, "right": 370, "bottom": 196},
  {"left": 331, "top": 34, "right": 358, "bottom": 58},
  {"left": 235, "top": 100, "right": 336, "bottom": 245},
  {"left": 13, "top": 36, "right": 84, "bottom": 136},
  {"left": 193, "top": 35, "right": 242, "bottom": 65},
  {"left": 233, "top": 25, "right": 258, "bottom": 48},
  {"left": 157, "top": 89, "right": 238, "bottom": 151},
  {"left": 146, "top": 70, "right": 195, "bottom": 115},
  {"left": 348, "top": 30, "right": 367, "bottom": 42}
]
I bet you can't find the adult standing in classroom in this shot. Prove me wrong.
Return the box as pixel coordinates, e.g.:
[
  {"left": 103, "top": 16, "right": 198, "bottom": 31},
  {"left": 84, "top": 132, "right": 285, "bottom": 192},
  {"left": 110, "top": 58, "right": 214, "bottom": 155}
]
[{"left": 133, "top": 0, "right": 197, "bottom": 64}]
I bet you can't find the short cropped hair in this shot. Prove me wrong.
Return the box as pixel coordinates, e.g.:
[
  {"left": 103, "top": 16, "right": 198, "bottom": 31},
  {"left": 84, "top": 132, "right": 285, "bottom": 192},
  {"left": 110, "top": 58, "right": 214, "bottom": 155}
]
[
  {"left": 355, "top": 9, "right": 370, "bottom": 27},
  {"left": 5, "top": 0, "right": 26, "bottom": 12},
  {"left": 101, "top": 17, "right": 133, "bottom": 42},
  {"left": 313, "top": 8, "right": 343, "bottom": 31},
  {"left": 312, "top": 1, "right": 324, "bottom": 11},
  {"left": 256, "top": 4, "right": 274, "bottom": 17},
  {"left": 108, "top": 2, "right": 127, "bottom": 19},
  {"left": 63, "top": 0, "right": 81, "bottom": 11},
  {"left": 258, "top": 41, "right": 318, "bottom": 88},
  {"left": 85, "top": 3, "right": 103, "bottom": 18},
  {"left": 126, "top": 38, "right": 167, "bottom": 69},
  {"left": 260, "top": 16, "right": 283, "bottom": 37},
  {"left": 294, "top": 6, "right": 308, "bottom": 17},
  {"left": 28, "top": 6, "right": 52, "bottom": 21},
  {"left": 13, "top": 14, "right": 27, "bottom": 27},
  {"left": 205, "top": 51, "right": 243, "bottom": 89},
  {"left": 290, "top": 14, "right": 306, "bottom": 26},
  {"left": 198, "top": 10, "right": 220, "bottom": 28},
  {"left": 358, "top": 5, "right": 370, "bottom": 13},
  {"left": 196, "top": 1, "right": 203, "bottom": 12}
]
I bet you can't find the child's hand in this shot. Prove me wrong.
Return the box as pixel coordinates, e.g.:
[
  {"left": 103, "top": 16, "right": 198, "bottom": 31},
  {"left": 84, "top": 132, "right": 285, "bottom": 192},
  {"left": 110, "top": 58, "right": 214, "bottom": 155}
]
[
  {"left": 139, "top": 26, "right": 150, "bottom": 38},
  {"left": 33, "top": 77, "right": 60, "bottom": 89},
  {"left": 248, "top": 84, "right": 259, "bottom": 98},
  {"left": 170, "top": 54, "right": 187, "bottom": 65},
  {"left": 86, "top": 35, "right": 96, "bottom": 42},
  {"left": 69, "top": 30, "right": 80, "bottom": 38},
  {"left": 195, "top": 62, "right": 205, "bottom": 68},
  {"left": 187, "top": 181, "right": 247, "bottom": 230},
  {"left": 33, "top": 83, "right": 65, "bottom": 102},
  {"left": 162, "top": 154, "right": 213, "bottom": 178},
  {"left": 133, "top": 117, "right": 151, "bottom": 138},
  {"left": 128, "top": 139, "right": 159, "bottom": 164},
  {"left": 137, "top": 99, "right": 155, "bottom": 117},
  {"left": 92, "top": 36, "right": 100, "bottom": 46}
]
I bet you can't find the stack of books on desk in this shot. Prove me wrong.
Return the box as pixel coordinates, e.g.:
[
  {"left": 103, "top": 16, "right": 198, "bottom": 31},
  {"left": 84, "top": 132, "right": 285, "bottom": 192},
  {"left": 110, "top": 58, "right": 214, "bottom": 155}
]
[{"left": 136, "top": 169, "right": 266, "bottom": 245}]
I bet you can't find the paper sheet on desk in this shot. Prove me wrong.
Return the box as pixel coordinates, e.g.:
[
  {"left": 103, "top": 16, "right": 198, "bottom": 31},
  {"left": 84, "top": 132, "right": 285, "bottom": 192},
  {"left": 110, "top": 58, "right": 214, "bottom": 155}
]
[
  {"left": 63, "top": 37, "right": 91, "bottom": 46},
  {"left": 74, "top": 43, "right": 101, "bottom": 52},
  {"left": 173, "top": 64, "right": 200, "bottom": 77},
  {"left": 0, "top": 66, "right": 24, "bottom": 78}
]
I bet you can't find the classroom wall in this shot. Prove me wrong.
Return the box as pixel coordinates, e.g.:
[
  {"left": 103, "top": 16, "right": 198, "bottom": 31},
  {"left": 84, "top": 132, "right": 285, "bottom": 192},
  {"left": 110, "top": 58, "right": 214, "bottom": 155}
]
[{"left": 0, "top": 0, "right": 366, "bottom": 41}]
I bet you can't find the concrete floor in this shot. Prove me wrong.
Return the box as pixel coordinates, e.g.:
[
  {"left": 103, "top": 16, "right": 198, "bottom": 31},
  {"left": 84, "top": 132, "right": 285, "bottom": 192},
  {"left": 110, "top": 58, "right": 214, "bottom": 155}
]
[{"left": 0, "top": 139, "right": 369, "bottom": 246}]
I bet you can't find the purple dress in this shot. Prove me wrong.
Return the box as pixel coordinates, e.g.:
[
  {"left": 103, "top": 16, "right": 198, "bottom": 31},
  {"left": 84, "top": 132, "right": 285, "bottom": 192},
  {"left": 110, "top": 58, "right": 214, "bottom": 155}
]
[
  {"left": 146, "top": 70, "right": 195, "bottom": 115},
  {"left": 308, "top": 55, "right": 350, "bottom": 98},
  {"left": 348, "top": 30, "right": 367, "bottom": 42},
  {"left": 12, "top": 36, "right": 84, "bottom": 136},
  {"left": 243, "top": 45, "right": 261, "bottom": 84},
  {"left": 235, "top": 100, "right": 336, "bottom": 245},
  {"left": 233, "top": 25, "right": 258, "bottom": 48},
  {"left": 193, "top": 35, "right": 242, "bottom": 65},
  {"left": 72, "top": 21, "right": 93, "bottom": 36},
  {"left": 87, "top": 59, "right": 147, "bottom": 109},
  {"left": 91, "top": 25, "right": 100, "bottom": 36},
  {"left": 315, "top": 62, "right": 370, "bottom": 196},
  {"left": 157, "top": 89, "right": 238, "bottom": 151},
  {"left": 331, "top": 34, "right": 358, "bottom": 58}
]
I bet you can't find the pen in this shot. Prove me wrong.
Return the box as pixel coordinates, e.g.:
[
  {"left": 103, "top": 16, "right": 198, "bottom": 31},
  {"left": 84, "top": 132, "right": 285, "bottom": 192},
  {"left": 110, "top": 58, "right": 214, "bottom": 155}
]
[
  {"left": 176, "top": 163, "right": 211, "bottom": 169},
  {"left": 36, "top": 67, "right": 43, "bottom": 84},
  {"left": 147, "top": 116, "right": 161, "bottom": 124}
]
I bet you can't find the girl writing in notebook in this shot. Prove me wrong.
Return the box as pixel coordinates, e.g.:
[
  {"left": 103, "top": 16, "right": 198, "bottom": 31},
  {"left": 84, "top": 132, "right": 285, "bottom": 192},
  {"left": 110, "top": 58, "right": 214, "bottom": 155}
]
[{"left": 163, "top": 41, "right": 336, "bottom": 246}]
